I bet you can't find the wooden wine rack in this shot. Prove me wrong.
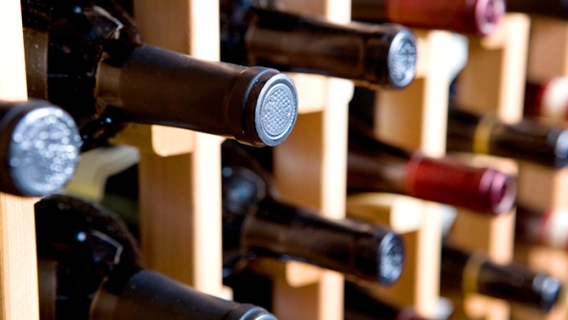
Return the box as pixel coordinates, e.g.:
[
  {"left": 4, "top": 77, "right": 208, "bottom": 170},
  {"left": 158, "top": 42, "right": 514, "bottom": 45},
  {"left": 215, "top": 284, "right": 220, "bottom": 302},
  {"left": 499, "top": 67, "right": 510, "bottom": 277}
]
[
  {"left": 346, "top": 14, "right": 531, "bottom": 320},
  {"left": 353, "top": 29, "right": 465, "bottom": 320},
  {"left": 114, "top": 0, "right": 229, "bottom": 300},
  {"left": 450, "top": 14, "right": 529, "bottom": 320},
  {"left": 3, "top": 0, "right": 565, "bottom": 319},
  {"left": 512, "top": 15, "right": 568, "bottom": 320},
  {"left": 250, "top": 1, "right": 353, "bottom": 319},
  {"left": 0, "top": 0, "right": 41, "bottom": 319}
]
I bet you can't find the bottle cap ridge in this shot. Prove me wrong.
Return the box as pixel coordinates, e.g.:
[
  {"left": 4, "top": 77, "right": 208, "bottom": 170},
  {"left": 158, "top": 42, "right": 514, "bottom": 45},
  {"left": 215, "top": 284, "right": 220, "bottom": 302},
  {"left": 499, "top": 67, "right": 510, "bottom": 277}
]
[
  {"left": 9, "top": 104, "right": 81, "bottom": 196},
  {"left": 227, "top": 307, "right": 278, "bottom": 320},
  {"left": 254, "top": 73, "right": 298, "bottom": 147}
]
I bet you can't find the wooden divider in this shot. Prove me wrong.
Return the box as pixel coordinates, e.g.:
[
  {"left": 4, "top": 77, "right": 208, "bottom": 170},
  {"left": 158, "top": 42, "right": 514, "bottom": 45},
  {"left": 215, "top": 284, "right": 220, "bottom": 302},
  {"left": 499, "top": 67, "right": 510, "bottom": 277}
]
[
  {"left": 118, "top": 0, "right": 229, "bottom": 299},
  {"left": 451, "top": 14, "right": 530, "bottom": 320},
  {"left": 457, "top": 14, "right": 530, "bottom": 124},
  {"left": 348, "top": 29, "right": 467, "bottom": 319},
  {"left": 527, "top": 17, "right": 568, "bottom": 84},
  {"left": 252, "top": 2, "right": 354, "bottom": 319},
  {"left": 0, "top": 0, "right": 41, "bottom": 319},
  {"left": 512, "top": 14, "right": 568, "bottom": 320}
]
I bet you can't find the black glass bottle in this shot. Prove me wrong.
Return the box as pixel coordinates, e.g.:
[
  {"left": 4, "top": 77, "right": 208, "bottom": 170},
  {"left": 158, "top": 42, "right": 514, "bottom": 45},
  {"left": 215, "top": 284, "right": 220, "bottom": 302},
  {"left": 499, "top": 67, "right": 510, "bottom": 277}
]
[
  {"left": 0, "top": 99, "right": 81, "bottom": 197},
  {"left": 35, "top": 194, "right": 278, "bottom": 320},
  {"left": 222, "top": 140, "right": 406, "bottom": 286},
  {"left": 220, "top": 0, "right": 417, "bottom": 90},
  {"left": 22, "top": 0, "right": 298, "bottom": 150}
]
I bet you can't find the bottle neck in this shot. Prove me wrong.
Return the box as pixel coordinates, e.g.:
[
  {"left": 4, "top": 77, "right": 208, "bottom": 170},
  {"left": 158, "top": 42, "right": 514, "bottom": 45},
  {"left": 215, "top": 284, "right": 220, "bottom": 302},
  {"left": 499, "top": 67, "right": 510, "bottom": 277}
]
[
  {"left": 223, "top": 5, "right": 416, "bottom": 89},
  {"left": 447, "top": 107, "right": 568, "bottom": 168},
  {"left": 91, "top": 270, "right": 277, "bottom": 320},
  {"left": 239, "top": 197, "right": 404, "bottom": 285},
  {"left": 100, "top": 44, "right": 298, "bottom": 147},
  {"left": 441, "top": 242, "right": 563, "bottom": 312},
  {"left": 348, "top": 121, "right": 516, "bottom": 214},
  {"left": 347, "top": 127, "right": 410, "bottom": 195}
]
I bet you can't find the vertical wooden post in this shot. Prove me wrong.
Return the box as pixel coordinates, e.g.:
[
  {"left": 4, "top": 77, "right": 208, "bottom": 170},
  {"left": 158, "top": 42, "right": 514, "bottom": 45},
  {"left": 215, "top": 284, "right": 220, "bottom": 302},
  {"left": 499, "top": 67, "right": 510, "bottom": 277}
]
[
  {"left": 361, "top": 29, "right": 465, "bottom": 319},
  {"left": 0, "top": 0, "right": 40, "bottom": 319},
  {"left": 451, "top": 13, "right": 530, "bottom": 320},
  {"left": 129, "top": 0, "right": 227, "bottom": 299},
  {"left": 242, "top": 1, "right": 355, "bottom": 319},
  {"left": 513, "top": 14, "right": 568, "bottom": 320}
]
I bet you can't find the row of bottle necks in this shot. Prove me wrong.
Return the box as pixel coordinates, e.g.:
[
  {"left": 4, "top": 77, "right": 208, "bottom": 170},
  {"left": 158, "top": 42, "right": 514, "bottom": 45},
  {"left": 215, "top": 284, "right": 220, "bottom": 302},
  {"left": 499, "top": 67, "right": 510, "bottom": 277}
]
[
  {"left": 12, "top": 0, "right": 568, "bottom": 197},
  {"left": 5, "top": 0, "right": 568, "bottom": 319}
]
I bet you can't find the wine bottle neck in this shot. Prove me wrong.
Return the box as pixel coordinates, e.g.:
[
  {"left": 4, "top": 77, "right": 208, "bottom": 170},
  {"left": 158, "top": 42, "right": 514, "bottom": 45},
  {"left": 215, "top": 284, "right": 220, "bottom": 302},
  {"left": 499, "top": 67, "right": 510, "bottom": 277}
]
[
  {"left": 447, "top": 107, "right": 568, "bottom": 168},
  {"left": 241, "top": 8, "right": 416, "bottom": 89},
  {"left": 347, "top": 126, "right": 410, "bottom": 194},
  {"left": 241, "top": 197, "right": 404, "bottom": 285},
  {"left": 91, "top": 270, "right": 276, "bottom": 320},
  {"left": 441, "top": 242, "right": 563, "bottom": 312},
  {"left": 100, "top": 44, "right": 297, "bottom": 147}
]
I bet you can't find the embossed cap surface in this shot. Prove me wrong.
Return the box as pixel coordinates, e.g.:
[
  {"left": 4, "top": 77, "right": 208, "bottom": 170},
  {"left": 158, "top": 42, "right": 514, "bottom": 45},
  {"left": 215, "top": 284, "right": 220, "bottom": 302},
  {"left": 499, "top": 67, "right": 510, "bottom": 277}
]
[
  {"left": 255, "top": 73, "right": 298, "bottom": 146},
  {"left": 9, "top": 106, "right": 81, "bottom": 196},
  {"left": 387, "top": 29, "right": 417, "bottom": 89}
]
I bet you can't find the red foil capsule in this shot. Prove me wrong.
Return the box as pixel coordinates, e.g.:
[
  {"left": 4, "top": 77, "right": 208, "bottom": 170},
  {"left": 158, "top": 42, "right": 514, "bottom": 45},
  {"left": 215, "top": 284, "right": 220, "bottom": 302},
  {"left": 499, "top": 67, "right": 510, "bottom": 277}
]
[
  {"left": 352, "top": 0, "right": 506, "bottom": 36},
  {"left": 404, "top": 156, "right": 517, "bottom": 214}
]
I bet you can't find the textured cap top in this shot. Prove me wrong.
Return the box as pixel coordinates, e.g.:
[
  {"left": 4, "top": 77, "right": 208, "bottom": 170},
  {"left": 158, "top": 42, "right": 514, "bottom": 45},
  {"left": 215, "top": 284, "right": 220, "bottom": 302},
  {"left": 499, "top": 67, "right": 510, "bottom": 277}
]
[
  {"left": 378, "top": 231, "right": 405, "bottom": 286},
  {"left": 255, "top": 73, "right": 298, "bottom": 146},
  {"left": 535, "top": 274, "right": 563, "bottom": 312},
  {"left": 9, "top": 106, "right": 81, "bottom": 196},
  {"left": 387, "top": 29, "right": 417, "bottom": 89}
]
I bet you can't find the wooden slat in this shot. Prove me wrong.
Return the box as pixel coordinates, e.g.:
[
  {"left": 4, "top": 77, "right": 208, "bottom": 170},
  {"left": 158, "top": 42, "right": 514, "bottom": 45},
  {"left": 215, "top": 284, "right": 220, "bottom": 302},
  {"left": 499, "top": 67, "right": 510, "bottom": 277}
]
[
  {"left": 246, "top": 1, "right": 354, "bottom": 319},
  {"left": 527, "top": 17, "right": 568, "bottom": 83},
  {"left": 0, "top": 0, "right": 40, "bottom": 319},
  {"left": 376, "top": 30, "right": 465, "bottom": 157},
  {"left": 346, "top": 193, "right": 424, "bottom": 234},
  {"left": 271, "top": 76, "right": 352, "bottom": 320},
  {"left": 456, "top": 14, "right": 530, "bottom": 124},
  {"left": 114, "top": 0, "right": 220, "bottom": 157},
  {"left": 368, "top": 29, "right": 463, "bottom": 319},
  {"left": 131, "top": 0, "right": 226, "bottom": 299},
  {"left": 449, "top": 14, "right": 529, "bottom": 320}
]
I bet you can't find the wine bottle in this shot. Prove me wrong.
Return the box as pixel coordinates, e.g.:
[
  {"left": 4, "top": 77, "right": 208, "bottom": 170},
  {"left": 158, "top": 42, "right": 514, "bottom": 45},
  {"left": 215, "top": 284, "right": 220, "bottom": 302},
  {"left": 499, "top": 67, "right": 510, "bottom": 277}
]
[
  {"left": 524, "top": 77, "right": 568, "bottom": 122},
  {"left": 446, "top": 107, "right": 568, "bottom": 168},
  {"left": 35, "top": 194, "right": 277, "bottom": 320},
  {"left": 220, "top": 0, "right": 417, "bottom": 90},
  {"left": 222, "top": 140, "right": 405, "bottom": 286},
  {"left": 347, "top": 119, "right": 517, "bottom": 215},
  {"left": 344, "top": 281, "right": 429, "bottom": 320},
  {"left": 0, "top": 99, "right": 81, "bottom": 197},
  {"left": 507, "top": 0, "right": 568, "bottom": 20},
  {"left": 22, "top": 0, "right": 298, "bottom": 150},
  {"left": 351, "top": 0, "right": 506, "bottom": 36},
  {"left": 515, "top": 205, "right": 568, "bottom": 251},
  {"left": 440, "top": 241, "right": 563, "bottom": 313}
]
